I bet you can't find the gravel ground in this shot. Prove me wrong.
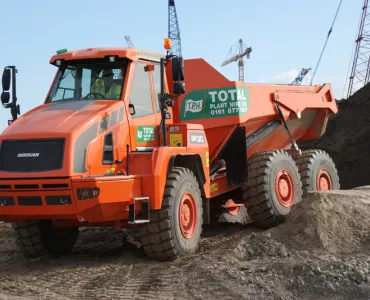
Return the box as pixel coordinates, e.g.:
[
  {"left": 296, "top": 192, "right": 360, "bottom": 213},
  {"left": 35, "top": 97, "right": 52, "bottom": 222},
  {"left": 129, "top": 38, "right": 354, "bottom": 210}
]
[{"left": 0, "top": 189, "right": 370, "bottom": 299}]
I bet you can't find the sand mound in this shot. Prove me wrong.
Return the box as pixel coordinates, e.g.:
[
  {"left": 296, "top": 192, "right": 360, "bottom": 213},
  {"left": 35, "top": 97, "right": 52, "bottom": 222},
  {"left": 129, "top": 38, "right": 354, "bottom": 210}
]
[
  {"left": 235, "top": 189, "right": 370, "bottom": 259},
  {"left": 298, "top": 83, "right": 370, "bottom": 189},
  {"left": 270, "top": 190, "right": 370, "bottom": 253}
]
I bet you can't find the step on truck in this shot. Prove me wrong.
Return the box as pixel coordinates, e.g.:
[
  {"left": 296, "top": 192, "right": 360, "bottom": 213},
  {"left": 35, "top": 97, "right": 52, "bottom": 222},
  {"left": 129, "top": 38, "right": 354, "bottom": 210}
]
[{"left": 0, "top": 39, "right": 340, "bottom": 260}]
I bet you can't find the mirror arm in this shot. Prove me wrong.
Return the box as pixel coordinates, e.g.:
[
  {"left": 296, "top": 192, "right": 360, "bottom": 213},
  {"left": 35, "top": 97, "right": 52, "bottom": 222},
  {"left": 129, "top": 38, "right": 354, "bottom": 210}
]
[
  {"left": 10, "top": 67, "right": 17, "bottom": 121},
  {"left": 160, "top": 57, "right": 168, "bottom": 146}
]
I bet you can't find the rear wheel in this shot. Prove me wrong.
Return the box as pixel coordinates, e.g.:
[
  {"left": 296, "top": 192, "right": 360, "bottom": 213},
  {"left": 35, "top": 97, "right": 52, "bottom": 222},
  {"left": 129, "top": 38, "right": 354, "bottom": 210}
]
[
  {"left": 139, "top": 167, "right": 203, "bottom": 261},
  {"left": 12, "top": 220, "right": 79, "bottom": 257},
  {"left": 242, "top": 150, "right": 303, "bottom": 229},
  {"left": 295, "top": 149, "right": 340, "bottom": 197}
]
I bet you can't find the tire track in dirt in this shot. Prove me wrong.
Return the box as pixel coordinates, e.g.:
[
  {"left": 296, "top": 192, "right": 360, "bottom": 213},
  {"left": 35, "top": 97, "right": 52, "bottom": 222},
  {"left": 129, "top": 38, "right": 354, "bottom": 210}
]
[{"left": 0, "top": 223, "right": 255, "bottom": 299}]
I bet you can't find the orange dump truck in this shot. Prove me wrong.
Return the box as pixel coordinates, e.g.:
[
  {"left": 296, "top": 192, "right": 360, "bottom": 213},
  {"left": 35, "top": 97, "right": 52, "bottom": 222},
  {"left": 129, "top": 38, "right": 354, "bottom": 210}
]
[{"left": 0, "top": 41, "right": 339, "bottom": 260}]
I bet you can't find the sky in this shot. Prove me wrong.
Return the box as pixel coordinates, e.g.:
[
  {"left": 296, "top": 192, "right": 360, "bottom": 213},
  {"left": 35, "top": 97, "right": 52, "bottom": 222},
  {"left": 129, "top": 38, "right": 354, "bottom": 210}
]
[{"left": 0, "top": 0, "right": 362, "bottom": 133}]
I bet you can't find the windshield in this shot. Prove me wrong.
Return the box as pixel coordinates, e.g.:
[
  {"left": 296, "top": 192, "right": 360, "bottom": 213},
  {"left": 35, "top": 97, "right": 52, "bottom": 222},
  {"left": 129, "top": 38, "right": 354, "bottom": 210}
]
[{"left": 47, "top": 60, "right": 128, "bottom": 102}]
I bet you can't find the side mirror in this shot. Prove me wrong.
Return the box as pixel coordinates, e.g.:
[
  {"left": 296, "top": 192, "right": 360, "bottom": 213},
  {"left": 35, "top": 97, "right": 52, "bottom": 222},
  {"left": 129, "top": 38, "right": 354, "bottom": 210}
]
[
  {"left": 1, "top": 92, "right": 10, "bottom": 104},
  {"left": 172, "top": 57, "right": 184, "bottom": 81},
  {"left": 1, "top": 66, "right": 20, "bottom": 123},
  {"left": 2, "top": 69, "right": 11, "bottom": 91},
  {"left": 174, "top": 82, "right": 186, "bottom": 95}
]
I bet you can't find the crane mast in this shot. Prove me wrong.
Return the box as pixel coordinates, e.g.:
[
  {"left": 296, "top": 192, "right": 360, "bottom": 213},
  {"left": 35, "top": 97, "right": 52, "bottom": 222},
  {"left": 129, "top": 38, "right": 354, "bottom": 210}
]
[
  {"left": 347, "top": 0, "right": 370, "bottom": 97},
  {"left": 168, "top": 0, "right": 182, "bottom": 57}
]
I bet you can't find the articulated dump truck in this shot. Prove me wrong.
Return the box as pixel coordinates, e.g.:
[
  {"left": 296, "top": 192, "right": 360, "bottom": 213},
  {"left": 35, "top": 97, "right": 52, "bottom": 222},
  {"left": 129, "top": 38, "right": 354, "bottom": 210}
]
[{"left": 0, "top": 40, "right": 339, "bottom": 261}]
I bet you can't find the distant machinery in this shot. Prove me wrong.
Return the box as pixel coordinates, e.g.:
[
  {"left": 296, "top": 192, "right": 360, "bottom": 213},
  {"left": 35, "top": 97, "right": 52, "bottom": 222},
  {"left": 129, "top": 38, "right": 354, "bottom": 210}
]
[
  {"left": 291, "top": 68, "right": 311, "bottom": 85},
  {"left": 124, "top": 35, "right": 134, "bottom": 48},
  {"left": 221, "top": 39, "right": 252, "bottom": 82}
]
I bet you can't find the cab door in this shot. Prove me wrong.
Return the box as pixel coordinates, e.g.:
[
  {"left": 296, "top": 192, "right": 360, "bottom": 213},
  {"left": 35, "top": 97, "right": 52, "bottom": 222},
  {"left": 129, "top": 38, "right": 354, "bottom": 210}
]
[{"left": 127, "top": 60, "right": 158, "bottom": 152}]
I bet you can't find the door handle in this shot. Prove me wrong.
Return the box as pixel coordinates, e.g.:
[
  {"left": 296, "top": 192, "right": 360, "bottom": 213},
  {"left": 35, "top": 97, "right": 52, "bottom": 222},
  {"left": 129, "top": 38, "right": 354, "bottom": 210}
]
[{"left": 129, "top": 104, "right": 136, "bottom": 115}]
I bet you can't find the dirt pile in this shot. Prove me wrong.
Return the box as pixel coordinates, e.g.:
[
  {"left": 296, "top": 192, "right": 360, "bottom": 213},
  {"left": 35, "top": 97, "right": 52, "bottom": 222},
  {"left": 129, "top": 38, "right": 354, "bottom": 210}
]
[
  {"left": 236, "top": 189, "right": 370, "bottom": 256},
  {"left": 298, "top": 83, "right": 370, "bottom": 189},
  {"left": 229, "top": 190, "right": 370, "bottom": 299},
  {"left": 273, "top": 190, "right": 370, "bottom": 253}
]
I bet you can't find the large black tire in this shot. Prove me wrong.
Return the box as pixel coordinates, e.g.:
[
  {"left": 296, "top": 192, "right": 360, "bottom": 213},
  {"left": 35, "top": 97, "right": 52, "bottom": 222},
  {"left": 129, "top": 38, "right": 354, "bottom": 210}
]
[
  {"left": 294, "top": 149, "right": 340, "bottom": 197},
  {"left": 242, "top": 150, "right": 303, "bottom": 229},
  {"left": 218, "top": 203, "right": 249, "bottom": 225},
  {"left": 12, "top": 220, "right": 79, "bottom": 257},
  {"left": 140, "top": 167, "right": 203, "bottom": 261}
]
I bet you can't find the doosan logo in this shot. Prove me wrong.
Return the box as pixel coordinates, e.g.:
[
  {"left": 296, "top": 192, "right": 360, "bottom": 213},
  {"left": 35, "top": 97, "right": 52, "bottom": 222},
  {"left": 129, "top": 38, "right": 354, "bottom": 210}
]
[{"left": 17, "top": 153, "right": 40, "bottom": 158}]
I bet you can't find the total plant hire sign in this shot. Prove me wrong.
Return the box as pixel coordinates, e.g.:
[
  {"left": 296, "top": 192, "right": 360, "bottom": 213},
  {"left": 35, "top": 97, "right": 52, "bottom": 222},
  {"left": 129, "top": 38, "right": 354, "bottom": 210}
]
[{"left": 180, "top": 86, "right": 250, "bottom": 121}]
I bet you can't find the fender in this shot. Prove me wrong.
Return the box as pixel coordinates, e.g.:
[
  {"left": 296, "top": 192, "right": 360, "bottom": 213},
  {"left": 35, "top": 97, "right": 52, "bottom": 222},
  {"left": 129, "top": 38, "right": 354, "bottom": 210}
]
[{"left": 167, "top": 153, "right": 207, "bottom": 197}]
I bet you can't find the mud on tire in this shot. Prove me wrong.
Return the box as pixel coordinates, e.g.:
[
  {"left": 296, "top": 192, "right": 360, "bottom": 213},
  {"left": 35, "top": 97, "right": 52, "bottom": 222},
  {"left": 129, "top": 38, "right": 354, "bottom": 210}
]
[
  {"left": 12, "top": 220, "right": 79, "bottom": 257},
  {"left": 140, "top": 167, "right": 203, "bottom": 261},
  {"left": 294, "top": 149, "right": 340, "bottom": 197},
  {"left": 242, "top": 150, "right": 303, "bottom": 229}
]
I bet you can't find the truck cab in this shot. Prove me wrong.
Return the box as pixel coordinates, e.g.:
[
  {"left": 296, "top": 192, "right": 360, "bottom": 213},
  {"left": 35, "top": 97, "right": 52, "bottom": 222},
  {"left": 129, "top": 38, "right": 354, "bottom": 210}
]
[
  {"left": 0, "top": 46, "right": 207, "bottom": 223},
  {"left": 0, "top": 45, "right": 213, "bottom": 261}
]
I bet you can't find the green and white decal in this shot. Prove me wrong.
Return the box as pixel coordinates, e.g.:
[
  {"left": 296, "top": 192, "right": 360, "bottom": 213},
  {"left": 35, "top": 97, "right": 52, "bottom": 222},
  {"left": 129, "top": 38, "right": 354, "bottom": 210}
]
[
  {"left": 180, "top": 86, "right": 250, "bottom": 121},
  {"left": 136, "top": 126, "right": 156, "bottom": 142},
  {"left": 135, "top": 51, "right": 163, "bottom": 62}
]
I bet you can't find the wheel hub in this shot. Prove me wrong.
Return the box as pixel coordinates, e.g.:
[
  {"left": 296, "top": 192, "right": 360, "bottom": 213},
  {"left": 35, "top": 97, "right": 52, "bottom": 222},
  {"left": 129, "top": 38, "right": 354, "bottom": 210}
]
[
  {"left": 317, "top": 169, "right": 333, "bottom": 191},
  {"left": 275, "top": 169, "right": 295, "bottom": 207},
  {"left": 223, "top": 199, "right": 241, "bottom": 216},
  {"left": 179, "top": 193, "right": 197, "bottom": 239}
]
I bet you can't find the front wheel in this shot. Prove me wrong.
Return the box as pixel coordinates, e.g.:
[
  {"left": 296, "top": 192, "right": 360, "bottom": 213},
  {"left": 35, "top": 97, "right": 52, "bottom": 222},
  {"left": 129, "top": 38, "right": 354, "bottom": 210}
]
[
  {"left": 140, "top": 167, "right": 203, "bottom": 261},
  {"left": 12, "top": 220, "right": 79, "bottom": 257}
]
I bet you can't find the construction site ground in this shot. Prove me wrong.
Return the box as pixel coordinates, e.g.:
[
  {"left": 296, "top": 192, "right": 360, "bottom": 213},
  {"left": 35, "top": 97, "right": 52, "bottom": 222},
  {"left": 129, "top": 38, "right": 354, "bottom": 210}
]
[
  {"left": 0, "top": 188, "right": 370, "bottom": 300},
  {"left": 1, "top": 84, "right": 370, "bottom": 300}
]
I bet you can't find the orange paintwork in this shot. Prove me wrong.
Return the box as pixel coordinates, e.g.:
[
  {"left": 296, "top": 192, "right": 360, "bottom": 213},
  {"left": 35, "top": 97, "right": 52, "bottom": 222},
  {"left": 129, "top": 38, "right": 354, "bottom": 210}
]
[
  {"left": 49, "top": 48, "right": 164, "bottom": 65},
  {"left": 0, "top": 47, "right": 338, "bottom": 226},
  {"left": 167, "top": 58, "right": 337, "bottom": 162}
]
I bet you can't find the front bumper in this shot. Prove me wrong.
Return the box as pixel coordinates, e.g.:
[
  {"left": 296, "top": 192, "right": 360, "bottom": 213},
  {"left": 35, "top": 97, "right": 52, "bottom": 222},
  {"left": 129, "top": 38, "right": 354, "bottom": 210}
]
[{"left": 0, "top": 176, "right": 142, "bottom": 223}]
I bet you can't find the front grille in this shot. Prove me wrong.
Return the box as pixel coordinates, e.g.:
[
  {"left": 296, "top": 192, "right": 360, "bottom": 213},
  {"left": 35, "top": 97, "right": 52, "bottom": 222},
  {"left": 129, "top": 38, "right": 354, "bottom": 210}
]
[
  {"left": 14, "top": 184, "right": 39, "bottom": 189},
  {"left": 42, "top": 183, "right": 69, "bottom": 189},
  {"left": 0, "top": 196, "right": 14, "bottom": 206},
  {"left": 18, "top": 196, "right": 42, "bottom": 206},
  {"left": 0, "top": 138, "right": 65, "bottom": 172},
  {"left": 45, "top": 195, "right": 72, "bottom": 205}
]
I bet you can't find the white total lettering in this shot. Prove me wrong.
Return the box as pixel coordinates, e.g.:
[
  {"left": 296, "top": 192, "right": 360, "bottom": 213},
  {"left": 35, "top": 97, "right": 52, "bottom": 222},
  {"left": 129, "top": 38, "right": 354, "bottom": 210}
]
[
  {"left": 218, "top": 90, "right": 228, "bottom": 102},
  {"left": 237, "top": 89, "right": 247, "bottom": 101},
  {"left": 209, "top": 91, "right": 218, "bottom": 103},
  {"left": 227, "top": 89, "right": 237, "bottom": 101}
]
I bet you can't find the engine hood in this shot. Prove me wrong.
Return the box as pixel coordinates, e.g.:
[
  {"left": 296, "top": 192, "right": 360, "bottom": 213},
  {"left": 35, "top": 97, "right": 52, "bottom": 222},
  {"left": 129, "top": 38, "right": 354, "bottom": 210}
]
[{"left": 1, "top": 100, "right": 118, "bottom": 138}]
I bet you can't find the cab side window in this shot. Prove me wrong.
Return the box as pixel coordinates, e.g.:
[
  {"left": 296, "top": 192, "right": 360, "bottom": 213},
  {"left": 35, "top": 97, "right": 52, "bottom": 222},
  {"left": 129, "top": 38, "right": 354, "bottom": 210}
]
[{"left": 129, "top": 62, "right": 154, "bottom": 118}]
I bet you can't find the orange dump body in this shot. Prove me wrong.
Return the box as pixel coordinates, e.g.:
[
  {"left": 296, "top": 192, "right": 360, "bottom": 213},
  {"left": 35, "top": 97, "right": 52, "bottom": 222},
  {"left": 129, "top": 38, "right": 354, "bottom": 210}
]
[{"left": 167, "top": 59, "right": 337, "bottom": 165}]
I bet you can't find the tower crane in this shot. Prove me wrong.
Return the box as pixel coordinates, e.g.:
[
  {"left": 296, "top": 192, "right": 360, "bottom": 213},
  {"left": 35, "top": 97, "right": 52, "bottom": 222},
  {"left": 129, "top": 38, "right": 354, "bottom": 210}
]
[
  {"left": 168, "top": 0, "right": 182, "bottom": 58},
  {"left": 124, "top": 35, "right": 134, "bottom": 48},
  {"left": 221, "top": 39, "right": 252, "bottom": 82},
  {"left": 347, "top": 0, "right": 370, "bottom": 97}
]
